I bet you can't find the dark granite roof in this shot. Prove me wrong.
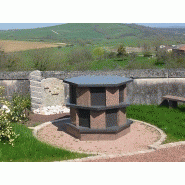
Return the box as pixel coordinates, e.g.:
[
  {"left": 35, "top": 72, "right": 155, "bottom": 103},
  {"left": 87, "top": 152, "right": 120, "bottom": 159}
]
[{"left": 63, "top": 75, "right": 133, "bottom": 87}]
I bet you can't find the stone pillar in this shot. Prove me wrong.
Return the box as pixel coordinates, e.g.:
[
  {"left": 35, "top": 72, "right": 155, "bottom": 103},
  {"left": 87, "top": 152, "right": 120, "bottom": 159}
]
[{"left": 29, "top": 70, "right": 42, "bottom": 111}]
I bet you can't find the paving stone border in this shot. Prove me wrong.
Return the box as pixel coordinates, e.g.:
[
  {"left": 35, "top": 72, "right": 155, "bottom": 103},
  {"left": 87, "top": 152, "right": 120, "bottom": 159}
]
[
  {"left": 29, "top": 118, "right": 172, "bottom": 162},
  {"left": 129, "top": 118, "right": 167, "bottom": 149}
]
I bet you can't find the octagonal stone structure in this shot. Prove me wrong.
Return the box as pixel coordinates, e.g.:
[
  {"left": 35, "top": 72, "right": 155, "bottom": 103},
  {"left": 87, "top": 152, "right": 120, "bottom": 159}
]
[{"left": 62, "top": 75, "right": 133, "bottom": 140}]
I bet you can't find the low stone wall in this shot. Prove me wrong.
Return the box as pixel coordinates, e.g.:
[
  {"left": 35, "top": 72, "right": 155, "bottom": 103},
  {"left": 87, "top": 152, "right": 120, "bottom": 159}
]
[
  {"left": 127, "top": 78, "right": 185, "bottom": 105},
  {"left": 1, "top": 69, "right": 185, "bottom": 110},
  {"left": 0, "top": 71, "right": 30, "bottom": 101}
]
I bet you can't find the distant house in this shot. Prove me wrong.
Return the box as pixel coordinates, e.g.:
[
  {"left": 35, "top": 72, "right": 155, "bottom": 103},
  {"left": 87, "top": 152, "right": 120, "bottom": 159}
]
[
  {"left": 172, "top": 44, "right": 185, "bottom": 56},
  {"left": 159, "top": 45, "right": 175, "bottom": 52}
]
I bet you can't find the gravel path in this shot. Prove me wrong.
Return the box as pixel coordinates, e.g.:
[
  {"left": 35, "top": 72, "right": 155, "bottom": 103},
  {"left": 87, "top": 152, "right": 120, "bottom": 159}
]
[{"left": 37, "top": 120, "right": 161, "bottom": 155}]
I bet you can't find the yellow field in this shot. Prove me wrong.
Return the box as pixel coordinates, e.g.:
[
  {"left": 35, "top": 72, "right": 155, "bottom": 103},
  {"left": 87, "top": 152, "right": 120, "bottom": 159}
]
[{"left": 0, "top": 40, "right": 66, "bottom": 53}]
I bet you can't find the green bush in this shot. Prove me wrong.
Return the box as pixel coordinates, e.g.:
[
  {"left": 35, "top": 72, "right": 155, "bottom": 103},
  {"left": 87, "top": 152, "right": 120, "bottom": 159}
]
[
  {"left": 7, "top": 93, "right": 31, "bottom": 123},
  {"left": 0, "top": 45, "right": 21, "bottom": 71},
  {"left": 32, "top": 49, "right": 52, "bottom": 71},
  {"left": 107, "top": 51, "right": 117, "bottom": 59},
  {"left": 93, "top": 47, "right": 105, "bottom": 60},
  {"left": 0, "top": 86, "right": 19, "bottom": 146},
  {"left": 117, "top": 44, "right": 127, "bottom": 58},
  {"left": 67, "top": 47, "right": 93, "bottom": 65}
]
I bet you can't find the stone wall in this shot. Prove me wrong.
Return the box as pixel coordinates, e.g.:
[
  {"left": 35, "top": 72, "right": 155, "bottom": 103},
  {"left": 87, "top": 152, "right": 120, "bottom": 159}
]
[
  {"left": 0, "top": 71, "right": 30, "bottom": 101},
  {"left": 127, "top": 78, "right": 185, "bottom": 105},
  {"left": 1, "top": 69, "right": 185, "bottom": 110}
]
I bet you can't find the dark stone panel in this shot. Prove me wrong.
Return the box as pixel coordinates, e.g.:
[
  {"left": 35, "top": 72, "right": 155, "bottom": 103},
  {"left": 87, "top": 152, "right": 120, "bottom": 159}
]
[
  {"left": 106, "top": 109, "right": 118, "bottom": 128},
  {"left": 70, "top": 85, "right": 76, "bottom": 104},
  {"left": 90, "top": 87, "right": 106, "bottom": 106},
  {"left": 119, "top": 85, "right": 125, "bottom": 103},
  {"left": 79, "top": 109, "right": 90, "bottom": 128}
]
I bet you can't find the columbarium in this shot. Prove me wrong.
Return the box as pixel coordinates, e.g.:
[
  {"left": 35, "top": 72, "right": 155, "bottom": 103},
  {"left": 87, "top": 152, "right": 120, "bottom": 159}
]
[{"left": 62, "top": 75, "right": 133, "bottom": 140}]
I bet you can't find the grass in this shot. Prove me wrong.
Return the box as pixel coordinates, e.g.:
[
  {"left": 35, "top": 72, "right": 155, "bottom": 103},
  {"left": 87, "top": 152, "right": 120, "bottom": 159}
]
[
  {"left": 127, "top": 104, "right": 185, "bottom": 144},
  {"left": 0, "top": 122, "right": 90, "bottom": 162}
]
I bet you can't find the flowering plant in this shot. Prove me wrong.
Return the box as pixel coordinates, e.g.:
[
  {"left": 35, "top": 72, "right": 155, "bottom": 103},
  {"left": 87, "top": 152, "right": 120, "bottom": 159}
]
[{"left": 0, "top": 86, "right": 19, "bottom": 146}]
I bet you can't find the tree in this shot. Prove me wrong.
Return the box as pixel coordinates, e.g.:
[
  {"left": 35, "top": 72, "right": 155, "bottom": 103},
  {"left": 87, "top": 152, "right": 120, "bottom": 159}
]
[
  {"left": 117, "top": 44, "right": 127, "bottom": 57},
  {"left": 142, "top": 43, "right": 152, "bottom": 57}
]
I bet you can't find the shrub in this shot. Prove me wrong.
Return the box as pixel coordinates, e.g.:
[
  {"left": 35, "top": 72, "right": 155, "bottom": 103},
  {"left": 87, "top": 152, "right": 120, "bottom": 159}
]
[
  {"left": 142, "top": 43, "right": 152, "bottom": 57},
  {"left": 67, "top": 47, "right": 93, "bottom": 65},
  {"left": 117, "top": 44, "right": 127, "bottom": 58},
  {"left": 107, "top": 51, "right": 117, "bottom": 59},
  {"left": 129, "top": 52, "right": 138, "bottom": 60},
  {"left": 0, "top": 46, "right": 21, "bottom": 71},
  {"left": 93, "top": 47, "right": 105, "bottom": 60},
  {"left": 0, "top": 86, "right": 19, "bottom": 146},
  {"left": 32, "top": 49, "right": 52, "bottom": 71},
  {"left": 0, "top": 47, "right": 6, "bottom": 69},
  {"left": 156, "top": 48, "right": 171, "bottom": 63},
  {"left": 143, "top": 51, "right": 153, "bottom": 57},
  {"left": 5, "top": 53, "right": 20, "bottom": 71},
  {"left": 7, "top": 93, "right": 31, "bottom": 123},
  {"left": 176, "top": 57, "right": 185, "bottom": 64}
]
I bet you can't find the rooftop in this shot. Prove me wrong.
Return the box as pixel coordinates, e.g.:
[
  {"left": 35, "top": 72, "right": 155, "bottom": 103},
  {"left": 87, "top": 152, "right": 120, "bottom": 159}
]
[{"left": 63, "top": 75, "right": 133, "bottom": 87}]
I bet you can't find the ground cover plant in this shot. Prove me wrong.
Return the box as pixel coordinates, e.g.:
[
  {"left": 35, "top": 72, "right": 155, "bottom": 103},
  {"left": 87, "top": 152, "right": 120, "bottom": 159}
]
[{"left": 127, "top": 104, "right": 185, "bottom": 144}]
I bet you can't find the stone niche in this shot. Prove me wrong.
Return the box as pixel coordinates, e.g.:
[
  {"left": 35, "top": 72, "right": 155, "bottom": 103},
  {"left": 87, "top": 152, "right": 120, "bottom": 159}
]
[{"left": 41, "top": 78, "right": 65, "bottom": 107}]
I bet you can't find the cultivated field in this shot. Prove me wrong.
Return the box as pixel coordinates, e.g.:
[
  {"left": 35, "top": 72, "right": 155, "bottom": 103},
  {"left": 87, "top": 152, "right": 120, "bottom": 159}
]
[{"left": 0, "top": 40, "right": 66, "bottom": 53}]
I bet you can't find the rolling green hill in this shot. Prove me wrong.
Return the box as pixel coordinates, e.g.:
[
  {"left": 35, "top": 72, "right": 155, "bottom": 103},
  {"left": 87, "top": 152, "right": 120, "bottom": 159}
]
[{"left": 1, "top": 23, "right": 185, "bottom": 47}]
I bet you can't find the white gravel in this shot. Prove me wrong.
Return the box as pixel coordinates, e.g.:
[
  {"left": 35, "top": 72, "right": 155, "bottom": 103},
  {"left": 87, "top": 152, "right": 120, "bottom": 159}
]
[{"left": 33, "top": 105, "right": 70, "bottom": 115}]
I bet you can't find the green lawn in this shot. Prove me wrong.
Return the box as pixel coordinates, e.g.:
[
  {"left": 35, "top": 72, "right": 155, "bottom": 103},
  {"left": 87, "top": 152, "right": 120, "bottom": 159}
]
[
  {"left": 127, "top": 104, "right": 185, "bottom": 144},
  {"left": 0, "top": 123, "right": 90, "bottom": 162}
]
